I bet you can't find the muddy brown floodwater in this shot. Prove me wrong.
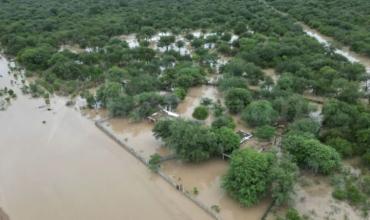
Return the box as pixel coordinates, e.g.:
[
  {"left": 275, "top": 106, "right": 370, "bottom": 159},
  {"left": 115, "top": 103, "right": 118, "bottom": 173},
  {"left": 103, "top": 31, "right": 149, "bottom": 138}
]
[
  {"left": 294, "top": 174, "right": 364, "bottom": 220},
  {"left": 0, "top": 55, "right": 212, "bottom": 220},
  {"left": 176, "top": 85, "right": 220, "bottom": 125},
  {"left": 161, "top": 159, "right": 271, "bottom": 220}
]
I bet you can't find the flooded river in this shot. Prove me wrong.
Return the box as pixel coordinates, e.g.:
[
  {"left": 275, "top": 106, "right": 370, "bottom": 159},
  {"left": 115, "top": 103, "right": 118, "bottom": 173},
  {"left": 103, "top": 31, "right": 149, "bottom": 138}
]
[{"left": 0, "top": 55, "right": 212, "bottom": 220}]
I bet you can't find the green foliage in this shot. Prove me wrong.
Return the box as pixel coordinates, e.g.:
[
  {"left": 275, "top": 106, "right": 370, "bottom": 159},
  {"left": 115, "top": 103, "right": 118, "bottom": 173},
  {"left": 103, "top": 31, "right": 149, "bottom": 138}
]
[
  {"left": 214, "top": 127, "right": 240, "bottom": 154},
  {"left": 267, "top": 0, "right": 370, "bottom": 56},
  {"left": 326, "top": 137, "right": 353, "bottom": 158},
  {"left": 223, "top": 59, "right": 264, "bottom": 85},
  {"left": 148, "top": 153, "right": 162, "bottom": 172},
  {"left": 242, "top": 100, "right": 278, "bottom": 127},
  {"left": 223, "top": 149, "right": 273, "bottom": 207},
  {"left": 225, "top": 88, "right": 252, "bottom": 114},
  {"left": 96, "top": 82, "right": 123, "bottom": 107},
  {"left": 282, "top": 133, "right": 341, "bottom": 174},
  {"left": 279, "top": 208, "right": 304, "bottom": 220},
  {"left": 105, "top": 66, "right": 126, "bottom": 82},
  {"left": 18, "top": 45, "right": 54, "bottom": 70},
  {"left": 273, "top": 94, "right": 310, "bottom": 122},
  {"left": 174, "top": 87, "right": 187, "bottom": 100},
  {"left": 270, "top": 155, "right": 299, "bottom": 206},
  {"left": 153, "top": 119, "right": 218, "bottom": 162},
  {"left": 218, "top": 76, "right": 248, "bottom": 92},
  {"left": 107, "top": 95, "right": 134, "bottom": 117},
  {"left": 288, "top": 118, "right": 320, "bottom": 137},
  {"left": 192, "top": 105, "right": 209, "bottom": 120},
  {"left": 212, "top": 116, "right": 236, "bottom": 129},
  {"left": 254, "top": 125, "right": 276, "bottom": 141}
]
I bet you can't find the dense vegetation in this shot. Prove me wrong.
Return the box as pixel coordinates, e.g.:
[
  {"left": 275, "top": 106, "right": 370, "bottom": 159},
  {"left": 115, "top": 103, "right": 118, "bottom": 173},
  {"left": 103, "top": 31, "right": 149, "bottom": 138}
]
[
  {"left": 1, "top": 0, "right": 369, "bottom": 216},
  {"left": 266, "top": 0, "right": 370, "bottom": 56},
  {"left": 153, "top": 119, "right": 240, "bottom": 161},
  {"left": 223, "top": 149, "right": 298, "bottom": 207}
]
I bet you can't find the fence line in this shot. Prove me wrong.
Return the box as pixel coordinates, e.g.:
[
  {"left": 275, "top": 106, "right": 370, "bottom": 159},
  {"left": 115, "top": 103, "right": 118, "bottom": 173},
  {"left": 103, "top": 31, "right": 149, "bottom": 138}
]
[{"left": 95, "top": 118, "right": 221, "bottom": 220}]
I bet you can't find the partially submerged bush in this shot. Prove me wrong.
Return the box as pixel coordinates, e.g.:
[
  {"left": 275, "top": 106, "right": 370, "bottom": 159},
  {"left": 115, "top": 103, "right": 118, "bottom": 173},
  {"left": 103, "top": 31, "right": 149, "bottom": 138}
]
[{"left": 192, "top": 105, "right": 209, "bottom": 120}]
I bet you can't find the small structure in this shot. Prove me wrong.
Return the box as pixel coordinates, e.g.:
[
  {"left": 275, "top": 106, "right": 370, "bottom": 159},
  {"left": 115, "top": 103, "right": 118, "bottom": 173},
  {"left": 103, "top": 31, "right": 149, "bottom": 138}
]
[
  {"left": 237, "top": 130, "right": 253, "bottom": 144},
  {"left": 147, "top": 109, "right": 179, "bottom": 123}
]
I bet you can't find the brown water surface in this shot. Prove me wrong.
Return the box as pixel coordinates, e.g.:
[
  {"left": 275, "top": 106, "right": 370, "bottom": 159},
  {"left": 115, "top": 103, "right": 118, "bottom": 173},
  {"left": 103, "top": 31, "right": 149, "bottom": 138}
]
[
  {"left": 162, "top": 160, "right": 270, "bottom": 220},
  {"left": 0, "top": 55, "right": 211, "bottom": 220}
]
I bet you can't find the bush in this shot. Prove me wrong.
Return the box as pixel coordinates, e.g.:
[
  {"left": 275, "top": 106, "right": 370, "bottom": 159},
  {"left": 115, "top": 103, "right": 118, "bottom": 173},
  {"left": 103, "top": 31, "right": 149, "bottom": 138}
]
[
  {"left": 223, "top": 149, "right": 273, "bottom": 207},
  {"left": 242, "top": 100, "right": 278, "bottom": 127},
  {"left": 326, "top": 137, "right": 353, "bottom": 158},
  {"left": 107, "top": 95, "right": 134, "bottom": 117},
  {"left": 153, "top": 119, "right": 218, "bottom": 162},
  {"left": 282, "top": 134, "right": 341, "bottom": 174},
  {"left": 284, "top": 208, "right": 303, "bottom": 220},
  {"left": 148, "top": 153, "right": 161, "bottom": 172},
  {"left": 212, "top": 116, "right": 236, "bottom": 129},
  {"left": 225, "top": 88, "right": 252, "bottom": 114},
  {"left": 254, "top": 125, "right": 276, "bottom": 141},
  {"left": 214, "top": 127, "right": 240, "bottom": 154},
  {"left": 288, "top": 118, "right": 320, "bottom": 136},
  {"left": 332, "top": 188, "right": 347, "bottom": 200},
  {"left": 192, "top": 105, "right": 209, "bottom": 120}
]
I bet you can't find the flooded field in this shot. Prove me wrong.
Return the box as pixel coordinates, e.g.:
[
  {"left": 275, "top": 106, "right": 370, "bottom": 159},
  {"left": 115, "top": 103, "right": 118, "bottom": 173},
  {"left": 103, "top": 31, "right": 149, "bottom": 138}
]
[
  {"left": 176, "top": 85, "right": 220, "bottom": 124},
  {"left": 102, "top": 118, "right": 171, "bottom": 160},
  {"left": 294, "top": 174, "right": 364, "bottom": 220},
  {"left": 161, "top": 160, "right": 271, "bottom": 220},
  {"left": 0, "top": 55, "right": 212, "bottom": 220}
]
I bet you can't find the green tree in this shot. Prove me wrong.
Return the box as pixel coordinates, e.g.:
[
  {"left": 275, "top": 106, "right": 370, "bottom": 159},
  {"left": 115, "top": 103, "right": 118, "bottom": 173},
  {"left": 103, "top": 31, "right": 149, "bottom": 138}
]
[
  {"left": 96, "top": 82, "right": 123, "bottom": 107},
  {"left": 214, "top": 127, "right": 240, "bottom": 154},
  {"left": 153, "top": 119, "right": 217, "bottom": 162},
  {"left": 270, "top": 155, "right": 299, "bottom": 206},
  {"left": 212, "top": 116, "right": 236, "bottom": 129},
  {"left": 225, "top": 88, "right": 252, "bottom": 114},
  {"left": 254, "top": 125, "right": 276, "bottom": 141},
  {"left": 326, "top": 137, "right": 353, "bottom": 158},
  {"left": 223, "top": 149, "right": 273, "bottom": 207},
  {"left": 18, "top": 45, "right": 54, "bottom": 70},
  {"left": 282, "top": 134, "right": 341, "bottom": 174},
  {"left": 242, "top": 100, "right": 278, "bottom": 127},
  {"left": 107, "top": 95, "right": 134, "bottom": 117},
  {"left": 288, "top": 118, "right": 321, "bottom": 137},
  {"left": 192, "top": 105, "right": 209, "bottom": 120}
]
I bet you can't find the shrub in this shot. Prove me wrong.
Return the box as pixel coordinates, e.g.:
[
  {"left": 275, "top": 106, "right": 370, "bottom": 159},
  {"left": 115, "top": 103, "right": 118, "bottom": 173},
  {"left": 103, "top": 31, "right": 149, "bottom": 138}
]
[
  {"left": 282, "top": 134, "right": 341, "bottom": 174},
  {"left": 288, "top": 118, "right": 320, "bottom": 136},
  {"left": 212, "top": 116, "right": 236, "bottom": 129},
  {"left": 254, "top": 125, "right": 276, "bottom": 141},
  {"left": 192, "top": 105, "right": 209, "bottom": 120},
  {"left": 223, "top": 149, "right": 273, "bottom": 207},
  {"left": 148, "top": 154, "right": 162, "bottom": 172},
  {"left": 326, "top": 137, "right": 353, "bottom": 158},
  {"left": 225, "top": 88, "right": 252, "bottom": 114},
  {"left": 214, "top": 127, "right": 240, "bottom": 154},
  {"left": 242, "top": 100, "right": 278, "bottom": 127}
]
